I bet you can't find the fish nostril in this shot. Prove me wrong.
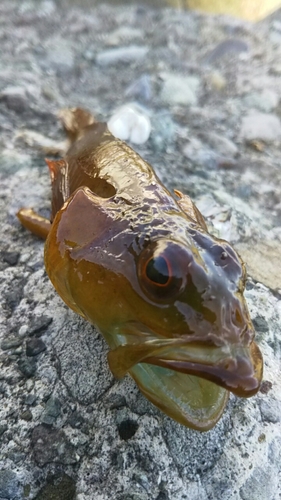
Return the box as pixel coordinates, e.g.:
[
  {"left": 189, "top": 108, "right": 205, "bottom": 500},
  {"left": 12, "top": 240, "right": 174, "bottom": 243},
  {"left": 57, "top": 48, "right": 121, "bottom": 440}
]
[{"left": 232, "top": 308, "right": 243, "bottom": 327}]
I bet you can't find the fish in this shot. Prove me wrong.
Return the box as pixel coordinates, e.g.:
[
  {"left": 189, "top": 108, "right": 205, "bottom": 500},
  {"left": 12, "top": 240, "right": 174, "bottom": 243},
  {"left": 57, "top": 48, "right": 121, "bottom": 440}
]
[{"left": 17, "top": 108, "right": 263, "bottom": 431}]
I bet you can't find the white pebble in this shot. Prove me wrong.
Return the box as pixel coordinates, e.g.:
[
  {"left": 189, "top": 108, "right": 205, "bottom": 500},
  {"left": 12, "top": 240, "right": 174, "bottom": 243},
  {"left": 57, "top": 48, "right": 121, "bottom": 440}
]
[
  {"left": 240, "top": 112, "right": 281, "bottom": 142},
  {"left": 107, "top": 105, "right": 151, "bottom": 144},
  {"left": 160, "top": 73, "right": 200, "bottom": 106}
]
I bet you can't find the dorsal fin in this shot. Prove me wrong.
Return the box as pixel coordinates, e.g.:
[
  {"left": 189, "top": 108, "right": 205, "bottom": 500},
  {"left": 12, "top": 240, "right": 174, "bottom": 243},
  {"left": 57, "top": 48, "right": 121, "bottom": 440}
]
[
  {"left": 45, "top": 158, "right": 69, "bottom": 221},
  {"left": 174, "top": 189, "right": 208, "bottom": 231}
]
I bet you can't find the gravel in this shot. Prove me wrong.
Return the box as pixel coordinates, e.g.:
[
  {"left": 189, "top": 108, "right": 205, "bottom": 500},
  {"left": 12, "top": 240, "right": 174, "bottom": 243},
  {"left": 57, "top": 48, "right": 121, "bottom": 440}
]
[{"left": 0, "top": 1, "right": 281, "bottom": 499}]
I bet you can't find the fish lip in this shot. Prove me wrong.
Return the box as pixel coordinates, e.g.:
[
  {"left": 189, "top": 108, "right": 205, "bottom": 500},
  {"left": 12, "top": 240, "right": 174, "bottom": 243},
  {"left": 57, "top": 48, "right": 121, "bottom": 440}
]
[{"left": 143, "top": 340, "right": 263, "bottom": 398}]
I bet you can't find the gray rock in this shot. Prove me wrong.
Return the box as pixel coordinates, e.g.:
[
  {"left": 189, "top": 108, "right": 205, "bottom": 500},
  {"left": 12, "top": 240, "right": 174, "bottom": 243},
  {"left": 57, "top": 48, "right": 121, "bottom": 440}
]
[
  {"left": 161, "top": 73, "right": 200, "bottom": 106},
  {"left": 1, "top": 251, "right": 20, "bottom": 266},
  {"left": 0, "top": 424, "right": 8, "bottom": 436},
  {"left": 96, "top": 46, "right": 148, "bottom": 66},
  {"left": 259, "top": 398, "right": 281, "bottom": 423},
  {"left": 203, "top": 38, "right": 248, "bottom": 65},
  {"left": 41, "top": 395, "right": 61, "bottom": 425},
  {"left": 34, "top": 474, "right": 76, "bottom": 500},
  {"left": 240, "top": 112, "right": 281, "bottom": 142},
  {"left": 252, "top": 315, "right": 269, "bottom": 334},
  {"left": 31, "top": 425, "right": 78, "bottom": 466},
  {"left": 199, "top": 132, "right": 238, "bottom": 158},
  {"left": 26, "top": 338, "right": 46, "bottom": 356},
  {"left": 240, "top": 466, "right": 278, "bottom": 500},
  {"left": 17, "top": 356, "right": 37, "bottom": 378},
  {"left": 28, "top": 316, "right": 53, "bottom": 337},
  {"left": 0, "top": 86, "right": 28, "bottom": 112},
  {"left": 20, "top": 409, "right": 33, "bottom": 421},
  {"left": 1, "top": 336, "right": 23, "bottom": 351},
  {"left": 0, "top": 470, "right": 20, "bottom": 499}
]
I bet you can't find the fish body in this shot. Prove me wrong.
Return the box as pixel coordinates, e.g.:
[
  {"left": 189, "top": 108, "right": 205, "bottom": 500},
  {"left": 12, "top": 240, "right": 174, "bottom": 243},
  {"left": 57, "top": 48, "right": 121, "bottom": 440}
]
[{"left": 18, "top": 109, "right": 263, "bottom": 430}]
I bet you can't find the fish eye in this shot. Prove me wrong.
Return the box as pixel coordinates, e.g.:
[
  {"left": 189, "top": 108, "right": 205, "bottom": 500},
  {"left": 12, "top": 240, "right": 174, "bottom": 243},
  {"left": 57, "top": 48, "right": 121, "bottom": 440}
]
[
  {"left": 138, "top": 240, "right": 188, "bottom": 302},
  {"left": 145, "top": 256, "right": 170, "bottom": 285}
]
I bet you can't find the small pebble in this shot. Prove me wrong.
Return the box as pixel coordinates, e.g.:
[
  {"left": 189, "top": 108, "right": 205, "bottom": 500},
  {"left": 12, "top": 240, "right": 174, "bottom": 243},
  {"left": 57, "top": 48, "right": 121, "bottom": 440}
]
[
  {"left": 199, "top": 132, "right": 238, "bottom": 158},
  {"left": 41, "top": 395, "right": 61, "bottom": 425},
  {"left": 203, "top": 38, "right": 248, "bottom": 65},
  {"left": 34, "top": 474, "right": 76, "bottom": 500},
  {"left": 31, "top": 425, "right": 78, "bottom": 466},
  {"left": 1, "top": 337, "right": 23, "bottom": 351},
  {"left": 20, "top": 409, "right": 33, "bottom": 421},
  {"left": 96, "top": 45, "right": 148, "bottom": 66},
  {"left": 0, "top": 424, "right": 8, "bottom": 436},
  {"left": 105, "top": 394, "right": 127, "bottom": 410},
  {"left": 106, "top": 26, "right": 143, "bottom": 46},
  {"left": 25, "top": 393, "right": 37, "bottom": 405},
  {"left": 0, "top": 86, "right": 28, "bottom": 112},
  {"left": 207, "top": 70, "right": 227, "bottom": 91},
  {"left": 1, "top": 251, "right": 20, "bottom": 266},
  {"left": 240, "top": 112, "right": 281, "bottom": 142},
  {"left": 108, "top": 105, "right": 151, "bottom": 144},
  {"left": 17, "top": 357, "right": 37, "bottom": 378},
  {"left": 252, "top": 315, "right": 269, "bottom": 333},
  {"left": 28, "top": 315, "right": 53, "bottom": 336},
  {"left": 26, "top": 338, "right": 47, "bottom": 356},
  {"left": 161, "top": 73, "right": 200, "bottom": 106}
]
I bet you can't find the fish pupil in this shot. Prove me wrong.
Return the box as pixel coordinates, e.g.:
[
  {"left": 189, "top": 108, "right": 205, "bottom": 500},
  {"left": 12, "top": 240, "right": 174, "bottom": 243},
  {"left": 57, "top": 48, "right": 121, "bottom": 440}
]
[{"left": 146, "top": 256, "right": 169, "bottom": 285}]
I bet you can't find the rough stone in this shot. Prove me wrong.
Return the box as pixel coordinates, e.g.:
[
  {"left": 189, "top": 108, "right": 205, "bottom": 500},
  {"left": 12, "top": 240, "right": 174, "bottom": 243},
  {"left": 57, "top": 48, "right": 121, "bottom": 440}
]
[
  {"left": 240, "top": 466, "right": 279, "bottom": 500},
  {"left": 17, "top": 356, "right": 37, "bottom": 378},
  {"left": 34, "top": 474, "right": 76, "bottom": 500},
  {"left": 41, "top": 395, "right": 61, "bottom": 425},
  {"left": 1, "top": 336, "right": 23, "bottom": 351},
  {"left": 1, "top": 251, "right": 20, "bottom": 266},
  {"left": 0, "top": 2, "right": 281, "bottom": 500},
  {"left": 28, "top": 316, "right": 53, "bottom": 336},
  {"left": 26, "top": 338, "right": 47, "bottom": 356},
  {"left": 31, "top": 425, "right": 78, "bottom": 466}
]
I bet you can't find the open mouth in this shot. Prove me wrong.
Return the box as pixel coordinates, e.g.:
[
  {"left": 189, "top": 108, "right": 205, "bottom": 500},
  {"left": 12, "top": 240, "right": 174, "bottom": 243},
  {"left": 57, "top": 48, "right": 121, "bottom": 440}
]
[{"left": 107, "top": 335, "right": 263, "bottom": 398}]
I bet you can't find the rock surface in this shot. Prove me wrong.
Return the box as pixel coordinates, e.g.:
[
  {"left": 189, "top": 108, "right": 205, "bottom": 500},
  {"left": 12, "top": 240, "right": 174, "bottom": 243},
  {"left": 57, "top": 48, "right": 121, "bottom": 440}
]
[{"left": 0, "top": 1, "right": 281, "bottom": 499}]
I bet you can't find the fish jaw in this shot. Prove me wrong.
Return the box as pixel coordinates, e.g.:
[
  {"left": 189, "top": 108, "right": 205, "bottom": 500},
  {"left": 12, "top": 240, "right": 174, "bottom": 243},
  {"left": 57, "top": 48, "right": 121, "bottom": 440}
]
[
  {"left": 144, "top": 340, "right": 263, "bottom": 398},
  {"left": 130, "top": 363, "right": 229, "bottom": 431},
  {"left": 107, "top": 325, "right": 263, "bottom": 399}
]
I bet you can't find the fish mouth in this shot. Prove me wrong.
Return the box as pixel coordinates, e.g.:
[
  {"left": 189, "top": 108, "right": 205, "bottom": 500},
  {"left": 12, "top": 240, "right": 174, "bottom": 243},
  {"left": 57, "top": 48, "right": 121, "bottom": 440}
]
[
  {"left": 107, "top": 333, "right": 263, "bottom": 398},
  {"left": 144, "top": 340, "right": 262, "bottom": 397}
]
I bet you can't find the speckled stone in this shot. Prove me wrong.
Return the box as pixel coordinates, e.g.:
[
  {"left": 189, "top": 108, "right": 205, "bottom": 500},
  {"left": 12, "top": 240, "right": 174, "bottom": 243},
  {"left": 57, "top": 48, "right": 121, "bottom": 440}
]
[
  {"left": 26, "top": 338, "right": 47, "bottom": 356},
  {"left": 0, "top": 470, "right": 20, "bottom": 499},
  {"left": 34, "top": 474, "right": 76, "bottom": 500}
]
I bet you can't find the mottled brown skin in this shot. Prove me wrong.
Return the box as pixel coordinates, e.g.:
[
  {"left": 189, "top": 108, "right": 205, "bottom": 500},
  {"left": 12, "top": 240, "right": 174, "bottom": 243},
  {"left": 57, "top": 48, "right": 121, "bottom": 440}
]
[{"left": 17, "top": 109, "right": 263, "bottom": 430}]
